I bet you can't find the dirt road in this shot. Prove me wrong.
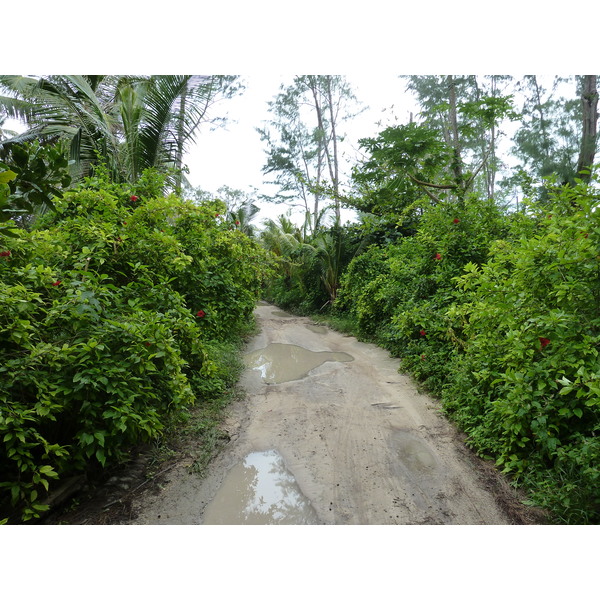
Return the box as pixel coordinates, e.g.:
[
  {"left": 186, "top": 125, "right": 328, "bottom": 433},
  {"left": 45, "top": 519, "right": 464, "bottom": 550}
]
[{"left": 132, "top": 303, "right": 532, "bottom": 525}]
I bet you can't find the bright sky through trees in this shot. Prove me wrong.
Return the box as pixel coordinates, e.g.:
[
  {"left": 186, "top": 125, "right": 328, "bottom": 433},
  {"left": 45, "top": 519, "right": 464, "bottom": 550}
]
[{"left": 186, "top": 74, "right": 420, "bottom": 224}]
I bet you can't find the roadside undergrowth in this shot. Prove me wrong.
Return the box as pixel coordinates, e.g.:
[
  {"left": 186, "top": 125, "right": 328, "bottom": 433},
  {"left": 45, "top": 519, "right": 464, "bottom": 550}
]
[{"left": 145, "top": 334, "right": 252, "bottom": 479}]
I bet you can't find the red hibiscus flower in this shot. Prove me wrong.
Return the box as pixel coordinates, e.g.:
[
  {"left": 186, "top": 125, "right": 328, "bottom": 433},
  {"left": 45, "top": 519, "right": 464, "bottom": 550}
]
[
  {"left": 196, "top": 310, "right": 206, "bottom": 318},
  {"left": 236, "top": 220, "right": 240, "bottom": 225},
  {"left": 52, "top": 281, "right": 61, "bottom": 287},
  {"left": 420, "top": 330, "right": 426, "bottom": 337},
  {"left": 453, "top": 218, "right": 460, "bottom": 224},
  {"left": 130, "top": 195, "right": 138, "bottom": 202},
  {"left": 539, "top": 337, "right": 550, "bottom": 349},
  {"left": 0, "top": 250, "right": 10, "bottom": 257},
  {"left": 434, "top": 253, "right": 442, "bottom": 260}
]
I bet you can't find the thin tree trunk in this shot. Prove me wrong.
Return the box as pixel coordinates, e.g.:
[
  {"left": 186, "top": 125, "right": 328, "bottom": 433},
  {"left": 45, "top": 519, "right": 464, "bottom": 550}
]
[
  {"left": 308, "top": 77, "right": 339, "bottom": 223},
  {"left": 174, "top": 82, "right": 187, "bottom": 195},
  {"left": 577, "top": 75, "right": 598, "bottom": 182},
  {"left": 531, "top": 75, "right": 551, "bottom": 165},
  {"left": 446, "top": 76, "right": 464, "bottom": 197},
  {"left": 325, "top": 77, "right": 341, "bottom": 223}
]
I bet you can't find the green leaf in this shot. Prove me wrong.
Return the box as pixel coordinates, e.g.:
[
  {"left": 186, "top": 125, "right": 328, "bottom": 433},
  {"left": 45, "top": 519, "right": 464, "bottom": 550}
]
[
  {"left": 0, "top": 170, "right": 17, "bottom": 184},
  {"left": 38, "top": 465, "right": 58, "bottom": 477},
  {"left": 96, "top": 448, "right": 106, "bottom": 466}
]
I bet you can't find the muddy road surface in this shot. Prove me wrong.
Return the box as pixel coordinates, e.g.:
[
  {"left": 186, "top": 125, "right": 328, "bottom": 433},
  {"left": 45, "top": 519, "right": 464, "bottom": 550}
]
[{"left": 132, "top": 303, "right": 532, "bottom": 525}]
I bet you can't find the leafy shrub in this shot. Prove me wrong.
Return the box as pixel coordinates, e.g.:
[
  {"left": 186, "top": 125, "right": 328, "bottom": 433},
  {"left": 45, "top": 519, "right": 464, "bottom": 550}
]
[
  {"left": 336, "top": 195, "right": 507, "bottom": 392},
  {"left": 441, "top": 181, "right": 600, "bottom": 522},
  {"left": 0, "top": 170, "right": 271, "bottom": 522}
]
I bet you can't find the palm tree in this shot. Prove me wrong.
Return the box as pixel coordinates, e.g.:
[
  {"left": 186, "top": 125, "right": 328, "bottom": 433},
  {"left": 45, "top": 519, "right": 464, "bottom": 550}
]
[
  {"left": 227, "top": 199, "right": 261, "bottom": 237},
  {"left": 312, "top": 227, "right": 343, "bottom": 307},
  {"left": 0, "top": 75, "right": 123, "bottom": 178},
  {"left": 0, "top": 75, "right": 241, "bottom": 188}
]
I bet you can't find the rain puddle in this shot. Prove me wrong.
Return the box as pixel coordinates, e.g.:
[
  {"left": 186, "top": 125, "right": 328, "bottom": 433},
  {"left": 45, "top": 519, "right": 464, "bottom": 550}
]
[
  {"left": 244, "top": 343, "right": 353, "bottom": 384},
  {"left": 272, "top": 310, "right": 293, "bottom": 318},
  {"left": 305, "top": 324, "right": 328, "bottom": 335},
  {"left": 202, "top": 450, "right": 320, "bottom": 525},
  {"left": 390, "top": 430, "right": 438, "bottom": 475}
]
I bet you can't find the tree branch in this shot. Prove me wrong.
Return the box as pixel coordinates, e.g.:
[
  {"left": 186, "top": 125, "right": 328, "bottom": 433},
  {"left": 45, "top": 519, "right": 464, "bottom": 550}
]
[{"left": 407, "top": 173, "right": 457, "bottom": 189}]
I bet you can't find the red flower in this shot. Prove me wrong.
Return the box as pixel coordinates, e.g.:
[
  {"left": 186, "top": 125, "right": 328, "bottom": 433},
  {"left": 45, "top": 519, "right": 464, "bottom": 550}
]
[
  {"left": 130, "top": 195, "right": 138, "bottom": 202},
  {"left": 420, "top": 354, "right": 426, "bottom": 361},
  {"left": 0, "top": 250, "right": 10, "bottom": 257},
  {"left": 196, "top": 310, "right": 206, "bottom": 318},
  {"left": 215, "top": 213, "right": 220, "bottom": 218},
  {"left": 453, "top": 218, "right": 460, "bottom": 224},
  {"left": 145, "top": 342, "right": 151, "bottom": 347},
  {"left": 52, "top": 281, "right": 61, "bottom": 287},
  {"left": 434, "top": 253, "right": 442, "bottom": 260},
  {"left": 539, "top": 337, "right": 550, "bottom": 349},
  {"left": 420, "top": 330, "right": 426, "bottom": 337},
  {"left": 235, "top": 220, "right": 240, "bottom": 226}
]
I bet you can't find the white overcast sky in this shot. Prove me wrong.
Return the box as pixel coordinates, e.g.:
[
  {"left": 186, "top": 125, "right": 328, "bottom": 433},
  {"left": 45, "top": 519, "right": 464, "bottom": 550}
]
[
  {"left": 185, "top": 73, "right": 420, "bottom": 220},
  {"left": 8, "top": 1, "right": 597, "bottom": 228}
]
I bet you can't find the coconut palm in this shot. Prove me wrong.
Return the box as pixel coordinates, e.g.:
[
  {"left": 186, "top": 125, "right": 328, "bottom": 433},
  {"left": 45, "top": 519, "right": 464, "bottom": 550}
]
[
  {"left": 0, "top": 75, "right": 123, "bottom": 178},
  {"left": 227, "top": 199, "right": 261, "bottom": 237},
  {"left": 0, "top": 75, "right": 241, "bottom": 188}
]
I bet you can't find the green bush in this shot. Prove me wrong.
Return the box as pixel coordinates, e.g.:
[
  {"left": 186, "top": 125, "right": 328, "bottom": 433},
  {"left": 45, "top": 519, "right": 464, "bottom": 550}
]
[
  {"left": 442, "top": 182, "right": 600, "bottom": 522},
  {"left": 0, "top": 170, "right": 271, "bottom": 522},
  {"left": 336, "top": 195, "right": 507, "bottom": 392}
]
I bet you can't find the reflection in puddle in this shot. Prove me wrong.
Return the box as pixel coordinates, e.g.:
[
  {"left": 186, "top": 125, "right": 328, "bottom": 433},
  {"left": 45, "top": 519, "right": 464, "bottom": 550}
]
[
  {"left": 244, "top": 343, "right": 353, "bottom": 384},
  {"left": 202, "top": 450, "right": 320, "bottom": 525},
  {"left": 272, "top": 310, "right": 293, "bottom": 318}
]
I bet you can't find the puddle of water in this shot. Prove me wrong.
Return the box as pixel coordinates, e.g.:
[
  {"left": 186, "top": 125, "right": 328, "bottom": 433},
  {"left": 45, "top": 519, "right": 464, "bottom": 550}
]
[
  {"left": 272, "top": 310, "right": 293, "bottom": 318},
  {"left": 244, "top": 343, "right": 353, "bottom": 384},
  {"left": 306, "top": 324, "right": 328, "bottom": 335},
  {"left": 202, "top": 450, "right": 320, "bottom": 525},
  {"left": 391, "top": 431, "right": 438, "bottom": 474}
]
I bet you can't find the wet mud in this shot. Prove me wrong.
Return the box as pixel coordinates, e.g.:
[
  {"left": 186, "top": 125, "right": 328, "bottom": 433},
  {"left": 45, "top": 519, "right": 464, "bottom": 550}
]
[
  {"left": 131, "top": 303, "right": 535, "bottom": 525},
  {"left": 244, "top": 342, "right": 353, "bottom": 384},
  {"left": 202, "top": 450, "right": 320, "bottom": 524}
]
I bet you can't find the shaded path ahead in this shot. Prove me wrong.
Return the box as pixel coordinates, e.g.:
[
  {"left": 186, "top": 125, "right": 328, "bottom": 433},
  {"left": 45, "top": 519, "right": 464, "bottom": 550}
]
[{"left": 133, "top": 303, "right": 531, "bottom": 524}]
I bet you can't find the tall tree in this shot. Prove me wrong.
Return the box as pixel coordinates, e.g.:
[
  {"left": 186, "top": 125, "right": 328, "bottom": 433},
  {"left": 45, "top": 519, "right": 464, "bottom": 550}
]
[
  {"left": 259, "top": 75, "right": 360, "bottom": 233},
  {"left": 511, "top": 75, "right": 581, "bottom": 185},
  {"left": 257, "top": 83, "right": 324, "bottom": 236},
  {"left": 404, "top": 75, "right": 517, "bottom": 202},
  {"left": 576, "top": 75, "right": 598, "bottom": 182}
]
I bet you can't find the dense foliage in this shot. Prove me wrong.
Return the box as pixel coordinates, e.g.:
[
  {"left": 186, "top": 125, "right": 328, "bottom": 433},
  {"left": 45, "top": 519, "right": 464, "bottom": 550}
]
[
  {"left": 299, "top": 180, "right": 598, "bottom": 524},
  {"left": 443, "top": 182, "right": 600, "bottom": 522},
  {"left": 2, "top": 73, "right": 599, "bottom": 525},
  {"left": 0, "top": 168, "right": 272, "bottom": 522},
  {"left": 262, "top": 145, "right": 599, "bottom": 524}
]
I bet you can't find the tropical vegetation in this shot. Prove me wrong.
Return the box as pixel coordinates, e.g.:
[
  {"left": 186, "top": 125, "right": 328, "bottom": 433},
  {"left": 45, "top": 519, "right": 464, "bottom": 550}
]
[
  {"left": 0, "top": 75, "right": 271, "bottom": 522},
  {"left": 1, "top": 74, "right": 599, "bottom": 524},
  {"left": 261, "top": 75, "right": 600, "bottom": 524}
]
